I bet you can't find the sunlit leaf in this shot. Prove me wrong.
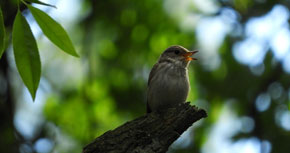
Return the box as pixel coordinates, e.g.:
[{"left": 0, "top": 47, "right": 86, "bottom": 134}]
[
  {"left": 12, "top": 10, "right": 41, "bottom": 100},
  {"left": 25, "top": 0, "right": 56, "bottom": 8},
  {"left": 27, "top": 5, "right": 79, "bottom": 57},
  {"left": 0, "top": 7, "right": 5, "bottom": 59}
]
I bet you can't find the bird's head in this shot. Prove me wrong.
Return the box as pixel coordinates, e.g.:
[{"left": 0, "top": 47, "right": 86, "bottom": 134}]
[{"left": 159, "top": 45, "right": 198, "bottom": 67}]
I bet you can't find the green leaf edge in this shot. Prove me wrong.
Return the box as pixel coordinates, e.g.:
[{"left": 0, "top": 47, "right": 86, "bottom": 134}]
[
  {"left": 25, "top": 0, "right": 57, "bottom": 8},
  {"left": 27, "top": 4, "right": 79, "bottom": 57},
  {"left": 12, "top": 10, "right": 41, "bottom": 100}
]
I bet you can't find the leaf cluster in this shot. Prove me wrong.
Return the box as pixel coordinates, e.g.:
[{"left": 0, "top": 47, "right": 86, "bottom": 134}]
[{"left": 0, "top": 0, "right": 78, "bottom": 99}]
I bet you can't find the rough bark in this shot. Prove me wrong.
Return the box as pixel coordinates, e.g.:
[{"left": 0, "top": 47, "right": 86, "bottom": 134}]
[{"left": 83, "top": 102, "right": 207, "bottom": 153}]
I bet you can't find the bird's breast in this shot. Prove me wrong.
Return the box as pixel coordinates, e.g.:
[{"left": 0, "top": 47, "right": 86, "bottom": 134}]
[{"left": 147, "top": 64, "right": 190, "bottom": 111}]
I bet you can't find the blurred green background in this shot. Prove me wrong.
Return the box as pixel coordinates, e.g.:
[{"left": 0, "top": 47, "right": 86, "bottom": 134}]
[{"left": 1, "top": 0, "right": 290, "bottom": 153}]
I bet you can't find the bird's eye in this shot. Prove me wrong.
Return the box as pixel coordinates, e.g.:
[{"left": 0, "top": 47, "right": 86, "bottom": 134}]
[{"left": 174, "top": 50, "right": 180, "bottom": 54}]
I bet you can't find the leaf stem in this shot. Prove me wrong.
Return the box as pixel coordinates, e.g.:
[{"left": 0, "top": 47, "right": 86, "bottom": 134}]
[
  {"left": 20, "top": 0, "right": 28, "bottom": 6},
  {"left": 17, "top": 0, "right": 20, "bottom": 9}
]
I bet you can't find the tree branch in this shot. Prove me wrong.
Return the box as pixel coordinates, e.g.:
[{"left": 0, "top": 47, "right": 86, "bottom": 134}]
[{"left": 83, "top": 102, "right": 207, "bottom": 153}]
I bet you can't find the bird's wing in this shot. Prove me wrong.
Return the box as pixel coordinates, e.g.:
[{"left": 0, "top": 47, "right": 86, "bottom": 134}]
[
  {"left": 148, "top": 63, "right": 159, "bottom": 86},
  {"left": 147, "top": 63, "right": 159, "bottom": 113}
]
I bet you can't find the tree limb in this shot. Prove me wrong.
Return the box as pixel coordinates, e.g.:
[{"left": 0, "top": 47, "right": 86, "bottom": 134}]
[{"left": 83, "top": 102, "right": 207, "bottom": 153}]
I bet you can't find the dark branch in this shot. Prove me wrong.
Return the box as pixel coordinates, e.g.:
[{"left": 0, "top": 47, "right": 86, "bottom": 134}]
[{"left": 83, "top": 102, "right": 207, "bottom": 153}]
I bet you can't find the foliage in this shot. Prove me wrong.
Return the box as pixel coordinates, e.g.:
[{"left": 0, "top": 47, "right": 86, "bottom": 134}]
[
  {"left": 1, "top": 0, "right": 78, "bottom": 99},
  {"left": 27, "top": 5, "right": 78, "bottom": 57}
]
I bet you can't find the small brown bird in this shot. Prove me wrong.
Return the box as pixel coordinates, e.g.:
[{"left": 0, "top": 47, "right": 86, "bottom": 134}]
[{"left": 147, "top": 45, "right": 198, "bottom": 113}]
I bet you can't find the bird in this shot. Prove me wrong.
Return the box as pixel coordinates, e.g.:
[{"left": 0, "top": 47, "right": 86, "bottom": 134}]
[{"left": 147, "top": 45, "right": 198, "bottom": 113}]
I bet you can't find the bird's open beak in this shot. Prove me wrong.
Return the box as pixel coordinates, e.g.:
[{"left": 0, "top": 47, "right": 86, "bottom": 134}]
[{"left": 182, "top": 50, "right": 198, "bottom": 61}]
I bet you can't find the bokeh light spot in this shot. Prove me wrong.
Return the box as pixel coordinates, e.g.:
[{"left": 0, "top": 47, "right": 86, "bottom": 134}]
[
  {"left": 34, "top": 138, "right": 54, "bottom": 153},
  {"left": 233, "top": 38, "right": 267, "bottom": 66},
  {"left": 250, "top": 64, "right": 265, "bottom": 76},
  {"left": 120, "top": 9, "right": 137, "bottom": 26},
  {"left": 110, "top": 69, "right": 129, "bottom": 90},
  {"left": 270, "top": 28, "right": 290, "bottom": 60},
  {"left": 240, "top": 116, "right": 255, "bottom": 133},
  {"left": 196, "top": 16, "right": 229, "bottom": 70},
  {"left": 268, "top": 82, "right": 283, "bottom": 100},
  {"left": 261, "top": 140, "right": 272, "bottom": 153},
  {"left": 98, "top": 40, "right": 117, "bottom": 59},
  {"left": 255, "top": 93, "right": 271, "bottom": 112},
  {"left": 280, "top": 111, "right": 290, "bottom": 130},
  {"left": 245, "top": 5, "right": 289, "bottom": 40},
  {"left": 131, "top": 25, "right": 149, "bottom": 42},
  {"left": 282, "top": 53, "right": 290, "bottom": 73},
  {"left": 231, "top": 138, "right": 261, "bottom": 153},
  {"left": 150, "top": 34, "right": 169, "bottom": 54}
]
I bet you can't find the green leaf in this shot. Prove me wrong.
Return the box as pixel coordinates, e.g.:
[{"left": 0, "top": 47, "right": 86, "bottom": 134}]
[
  {"left": 12, "top": 10, "right": 41, "bottom": 100},
  {"left": 25, "top": 0, "right": 57, "bottom": 8},
  {"left": 0, "top": 7, "right": 5, "bottom": 59},
  {"left": 27, "top": 5, "right": 79, "bottom": 57}
]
